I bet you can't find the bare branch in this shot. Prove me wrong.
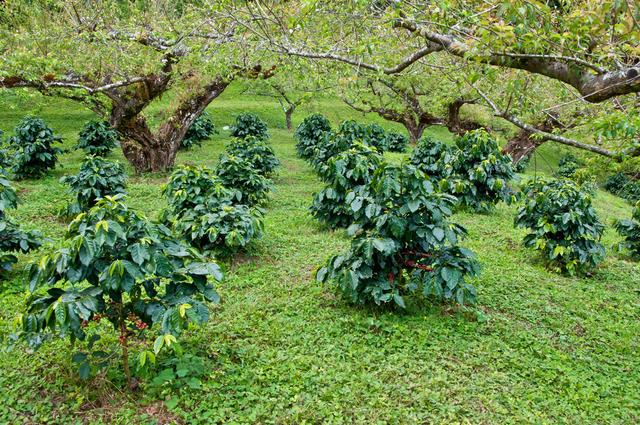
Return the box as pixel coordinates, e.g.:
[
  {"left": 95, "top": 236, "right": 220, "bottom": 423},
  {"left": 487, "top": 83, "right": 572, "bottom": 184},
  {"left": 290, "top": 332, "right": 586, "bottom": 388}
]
[{"left": 470, "top": 82, "right": 616, "bottom": 157}]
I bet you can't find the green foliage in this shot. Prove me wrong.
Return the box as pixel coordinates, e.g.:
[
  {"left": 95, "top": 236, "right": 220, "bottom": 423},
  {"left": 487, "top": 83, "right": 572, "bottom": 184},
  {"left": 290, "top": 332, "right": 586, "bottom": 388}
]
[
  {"left": 163, "top": 165, "right": 264, "bottom": 256},
  {"left": 182, "top": 112, "right": 216, "bottom": 150},
  {"left": 229, "top": 113, "right": 269, "bottom": 141},
  {"left": 384, "top": 132, "right": 408, "bottom": 153},
  {"left": 141, "top": 353, "right": 209, "bottom": 402},
  {"left": 0, "top": 129, "right": 10, "bottom": 169},
  {"left": 555, "top": 154, "right": 581, "bottom": 178},
  {"left": 335, "top": 120, "right": 386, "bottom": 152},
  {"left": 318, "top": 164, "right": 480, "bottom": 308},
  {"left": 224, "top": 136, "right": 280, "bottom": 176},
  {"left": 76, "top": 120, "right": 119, "bottom": 156},
  {"left": 0, "top": 170, "right": 42, "bottom": 275},
  {"left": 174, "top": 199, "right": 264, "bottom": 256},
  {"left": 310, "top": 143, "right": 382, "bottom": 229},
  {"left": 336, "top": 120, "right": 366, "bottom": 144},
  {"left": 409, "top": 136, "right": 453, "bottom": 181},
  {"left": 604, "top": 172, "right": 640, "bottom": 203},
  {"left": 161, "top": 164, "right": 224, "bottom": 214},
  {"left": 614, "top": 202, "right": 640, "bottom": 258},
  {"left": 515, "top": 178, "right": 605, "bottom": 275},
  {"left": 59, "top": 156, "right": 127, "bottom": 216},
  {"left": 294, "top": 114, "right": 332, "bottom": 160},
  {"left": 7, "top": 116, "right": 63, "bottom": 179},
  {"left": 363, "top": 123, "right": 387, "bottom": 152},
  {"left": 21, "top": 194, "right": 222, "bottom": 379},
  {"left": 215, "top": 154, "right": 272, "bottom": 206},
  {"left": 442, "top": 130, "right": 516, "bottom": 213}
]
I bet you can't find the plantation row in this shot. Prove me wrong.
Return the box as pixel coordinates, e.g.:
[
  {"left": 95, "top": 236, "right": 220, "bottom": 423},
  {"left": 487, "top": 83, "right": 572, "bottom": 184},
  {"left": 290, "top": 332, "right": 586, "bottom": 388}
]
[
  {"left": 294, "top": 115, "right": 640, "bottom": 308},
  {"left": 0, "top": 113, "right": 278, "bottom": 385},
  {"left": 0, "top": 110, "right": 639, "bottom": 387}
]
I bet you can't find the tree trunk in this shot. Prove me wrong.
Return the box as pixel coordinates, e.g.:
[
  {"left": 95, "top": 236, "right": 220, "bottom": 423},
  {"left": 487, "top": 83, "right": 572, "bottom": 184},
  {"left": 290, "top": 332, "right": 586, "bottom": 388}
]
[
  {"left": 118, "top": 116, "right": 180, "bottom": 173},
  {"left": 446, "top": 99, "right": 481, "bottom": 135},
  {"left": 502, "top": 129, "right": 546, "bottom": 163},
  {"left": 121, "top": 138, "right": 178, "bottom": 173},
  {"left": 405, "top": 121, "right": 427, "bottom": 144},
  {"left": 285, "top": 106, "right": 294, "bottom": 130}
]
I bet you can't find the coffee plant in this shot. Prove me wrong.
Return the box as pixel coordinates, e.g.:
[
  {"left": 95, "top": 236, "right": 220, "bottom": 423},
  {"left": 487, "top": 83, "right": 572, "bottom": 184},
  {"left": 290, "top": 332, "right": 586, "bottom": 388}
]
[
  {"left": 229, "top": 113, "right": 269, "bottom": 140},
  {"left": 163, "top": 165, "right": 264, "bottom": 255},
  {"left": 173, "top": 199, "right": 264, "bottom": 256},
  {"left": 614, "top": 202, "right": 640, "bottom": 258},
  {"left": 604, "top": 172, "right": 640, "bottom": 203},
  {"left": 295, "top": 114, "right": 332, "bottom": 160},
  {"left": 20, "top": 195, "right": 222, "bottom": 386},
  {"left": 161, "top": 165, "right": 225, "bottom": 214},
  {"left": 60, "top": 156, "right": 127, "bottom": 216},
  {"left": 76, "top": 120, "right": 119, "bottom": 156},
  {"left": 310, "top": 143, "right": 383, "bottom": 229},
  {"left": 0, "top": 171, "right": 42, "bottom": 274},
  {"left": 215, "top": 154, "right": 272, "bottom": 206},
  {"left": 182, "top": 112, "right": 216, "bottom": 150},
  {"left": 441, "top": 130, "right": 516, "bottom": 213},
  {"left": 363, "top": 123, "right": 387, "bottom": 152},
  {"left": 555, "top": 154, "right": 582, "bottom": 178},
  {"left": 336, "top": 120, "right": 366, "bottom": 144},
  {"left": 317, "top": 164, "right": 480, "bottom": 308},
  {"left": 409, "top": 136, "right": 454, "bottom": 181},
  {"left": 515, "top": 178, "right": 605, "bottom": 275},
  {"left": 225, "top": 136, "right": 280, "bottom": 176},
  {"left": 8, "top": 116, "right": 63, "bottom": 179},
  {"left": 384, "top": 132, "right": 409, "bottom": 153}
]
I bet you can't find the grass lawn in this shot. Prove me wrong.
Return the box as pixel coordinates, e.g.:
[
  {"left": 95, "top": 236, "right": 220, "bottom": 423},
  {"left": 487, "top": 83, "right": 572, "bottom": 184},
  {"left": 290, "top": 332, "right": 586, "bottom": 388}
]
[{"left": 0, "top": 87, "right": 638, "bottom": 424}]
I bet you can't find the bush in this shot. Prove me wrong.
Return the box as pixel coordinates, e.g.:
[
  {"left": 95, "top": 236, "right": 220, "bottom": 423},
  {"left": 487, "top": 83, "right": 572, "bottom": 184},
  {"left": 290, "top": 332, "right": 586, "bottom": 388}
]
[
  {"left": 59, "top": 156, "right": 127, "bottom": 216},
  {"left": 225, "top": 136, "right": 280, "bottom": 176},
  {"left": 229, "top": 113, "right": 269, "bottom": 140},
  {"left": 215, "top": 154, "right": 272, "bottom": 206},
  {"left": 21, "top": 194, "right": 222, "bottom": 384},
  {"left": 384, "top": 132, "right": 409, "bottom": 153},
  {"left": 336, "top": 120, "right": 366, "bottom": 144},
  {"left": 363, "top": 123, "right": 387, "bottom": 151},
  {"left": 0, "top": 129, "right": 10, "bottom": 169},
  {"left": 317, "top": 164, "right": 480, "bottom": 308},
  {"left": 409, "top": 136, "right": 453, "bottom": 181},
  {"left": 514, "top": 178, "right": 605, "bottom": 275},
  {"left": 8, "top": 116, "right": 63, "bottom": 179},
  {"left": 614, "top": 202, "right": 640, "bottom": 258},
  {"left": 295, "top": 114, "right": 332, "bottom": 160},
  {"left": 604, "top": 172, "right": 640, "bottom": 203},
  {"left": 441, "top": 130, "right": 516, "bottom": 212},
  {"left": 163, "top": 165, "right": 263, "bottom": 255},
  {"left": 555, "top": 153, "right": 581, "bottom": 178},
  {"left": 182, "top": 112, "right": 216, "bottom": 150},
  {"left": 604, "top": 172, "right": 630, "bottom": 194},
  {"left": 161, "top": 165, "right": 224, "bottom": 214},
  {"left": 0, "top": 170, "right": 42, "bottom": 275},
  {"left": 173, "top": 199, "right": 264, "bottom": 256},
  {"left": 309, "top": 131, "right": 355, "bottom": 177},
  {"left": 310, "top": 143, "right": 382, "bottom": 229},
  {"left": 76, "top": 120, "right": 119, "bottom": 156}
]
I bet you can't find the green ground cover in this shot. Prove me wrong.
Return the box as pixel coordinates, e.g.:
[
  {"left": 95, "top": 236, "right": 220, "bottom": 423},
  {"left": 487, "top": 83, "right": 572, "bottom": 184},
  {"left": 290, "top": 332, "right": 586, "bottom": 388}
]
[{"left": 0, "top": 86, "right": 638, "bottom": 424}]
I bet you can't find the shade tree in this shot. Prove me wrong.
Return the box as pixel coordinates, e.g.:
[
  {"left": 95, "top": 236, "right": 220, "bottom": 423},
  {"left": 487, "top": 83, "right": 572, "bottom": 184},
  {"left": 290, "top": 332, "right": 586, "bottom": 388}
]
[{"left": 0, "top": 1, "right": 275, "bottom": 172}]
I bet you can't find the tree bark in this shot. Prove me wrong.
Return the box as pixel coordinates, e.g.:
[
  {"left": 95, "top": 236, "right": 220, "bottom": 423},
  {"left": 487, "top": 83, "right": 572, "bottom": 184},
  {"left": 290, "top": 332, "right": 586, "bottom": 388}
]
[
  {"left": 405, "top": 121, "right": 427, "bottom": 143},
  {"left": 502, "top": 116, "right": 563, "bottom": 163},
  {"left": 502, "top": 130, "right": 546, "bottom": 163},
  {"left": 446, "top": 99, "right": 481, "bottom": 135},
  {"left": 285, "top": 106, "right": 294, "bottom": 130}
]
